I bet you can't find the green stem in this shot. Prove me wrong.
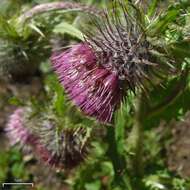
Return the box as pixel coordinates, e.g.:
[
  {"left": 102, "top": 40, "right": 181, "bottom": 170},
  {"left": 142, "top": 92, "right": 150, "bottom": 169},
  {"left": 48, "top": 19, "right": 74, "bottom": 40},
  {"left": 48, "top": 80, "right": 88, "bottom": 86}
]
[
  {"left": 128, "top": 94, "right": 147, "bottom": 189},
  {"left": 133, "top": 95, "right": 145, "bottom": 176},
  {"left": 106, "top": 126, "right": 124, "bottom": 175},
  {"left": 106, "top": 126, "right": 133, "bottom": 189}
]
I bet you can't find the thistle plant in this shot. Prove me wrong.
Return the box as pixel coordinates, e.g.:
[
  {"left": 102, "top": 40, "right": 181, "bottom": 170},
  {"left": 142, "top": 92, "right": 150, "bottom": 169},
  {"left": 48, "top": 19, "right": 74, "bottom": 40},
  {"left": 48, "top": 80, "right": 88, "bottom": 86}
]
[
  {"left": 50, "top": 0, "right": 190, "bottom": 188},
  {"left": 4, "top": 0, "right": 190, "bottom": 189}
]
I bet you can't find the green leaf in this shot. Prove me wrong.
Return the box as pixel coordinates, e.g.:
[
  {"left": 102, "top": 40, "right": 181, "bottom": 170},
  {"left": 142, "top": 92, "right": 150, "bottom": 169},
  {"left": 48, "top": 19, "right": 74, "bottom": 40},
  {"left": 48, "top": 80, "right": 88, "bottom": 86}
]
[
  {"left": 145, "top": 72, "right": 190, "bottom": 128},
  {"left": 0, "top": 152, "right": 9, "bottom": 182},
  {"left": 148, "top": 8, "right": 179, "bottom": 36},
  {"left": 11, "top": 162, "right": 25, "bottom": 178},
  {"left": 168, "top": 40, "right": 190, "bottom": 59},
  {"left": 28, "top": 23, "right": 45, "bottom": 37},
  {"left": 85, "top": 180, "right": 101, "bottom": 190},
  {"left": 144, "top": 175, "right": 167, "bottom": 190},
  {"left": 53, "top": 21, "right": 84, "bottom": 41},
  {"left": 8, "top": 97, "right": 24, "bottom": 106},
  {"left": 147, "top": 0, "right": 159, "bottom": 17},
  {"left": 0, "top": 0, "right": 20, "bottom": 17},
  {"left": 147, "top": 1, "right": 190, "bottom": 36},
  {"left": 46, "top": 75, "right": 66, "bottom": 116},
  {"left": 0, "top": 15, "right": 18, "bottom": 38}
]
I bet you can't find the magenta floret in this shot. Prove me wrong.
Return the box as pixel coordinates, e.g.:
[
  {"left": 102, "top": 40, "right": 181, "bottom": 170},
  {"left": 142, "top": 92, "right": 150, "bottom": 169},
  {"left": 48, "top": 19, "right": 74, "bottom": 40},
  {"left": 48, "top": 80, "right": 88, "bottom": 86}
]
[{"left": 51, "top": 43, "right": 122, "bottom": 123}]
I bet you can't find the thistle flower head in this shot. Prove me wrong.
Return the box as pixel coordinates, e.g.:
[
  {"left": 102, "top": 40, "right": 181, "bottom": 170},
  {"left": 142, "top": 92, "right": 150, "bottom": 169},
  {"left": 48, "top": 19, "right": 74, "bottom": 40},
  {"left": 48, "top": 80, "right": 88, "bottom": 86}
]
[
  {"left": 6, "top": 108, "right": 47, "bottom": 156},
  {"left": 36, "top": 122, "right": 90, "bottom": 169},
  {"left": 51, "top": 1, "right": 176, "bottom": 123},
  {"left": 6, "top": 108, "right": 90, "bottom": 169}
]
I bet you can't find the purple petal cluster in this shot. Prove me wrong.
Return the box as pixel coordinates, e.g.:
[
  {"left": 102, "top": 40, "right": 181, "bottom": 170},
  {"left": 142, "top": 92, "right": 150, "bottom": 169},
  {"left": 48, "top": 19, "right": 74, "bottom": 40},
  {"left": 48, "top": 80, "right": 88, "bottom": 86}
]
[
  {"left": 6, "top": 108, "right": 57, "bottom": 166},
  {"left": 51, "top": 43, "right": 122, "bottom": 123},
  {"left": 6, "top": 108, "right": 36, "bottom": 146}
]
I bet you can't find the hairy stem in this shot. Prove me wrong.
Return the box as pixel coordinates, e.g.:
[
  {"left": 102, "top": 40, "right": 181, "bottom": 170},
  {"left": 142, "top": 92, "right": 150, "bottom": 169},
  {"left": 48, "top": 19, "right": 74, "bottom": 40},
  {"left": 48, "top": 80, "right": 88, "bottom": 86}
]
[
  {"left": 133, "top": 95, "right": 145, "bottom": 177},
  {"left": 106, "top": 126, "right": 133, "bottom": 189},
  {"left": 127, "top": 93, "right": 147, "bottom": 189},
  {"left": 106, "top": 126, "right": 124, "bottom": 175},
  {"left": 18, "top": 2, "right": 103, "bottom": 24}
]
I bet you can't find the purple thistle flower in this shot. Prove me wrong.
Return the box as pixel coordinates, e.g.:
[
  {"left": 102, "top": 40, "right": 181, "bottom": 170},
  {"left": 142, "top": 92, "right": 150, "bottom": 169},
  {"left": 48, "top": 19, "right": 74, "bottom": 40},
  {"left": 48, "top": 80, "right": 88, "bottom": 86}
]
[
  {"left": 51, "top": 43, "right": 122, "bottom": 123},
  {"left": 36, "top": 123, "right": 90, "bottom": 169},
  {"left": 51, "top": 1, "right": 176, "bottom": 123},
  {"left": 6, "top": 108, "right": 90, "bottom": 169}
]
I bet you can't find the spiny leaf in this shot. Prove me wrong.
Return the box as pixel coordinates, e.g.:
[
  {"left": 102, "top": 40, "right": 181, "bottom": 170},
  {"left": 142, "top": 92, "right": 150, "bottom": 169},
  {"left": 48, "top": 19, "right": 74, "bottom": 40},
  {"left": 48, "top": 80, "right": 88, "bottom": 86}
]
[
  {"left": 147, "top": 1, "right": 190, "bottom": 36},
  {"left": 148, "top": 8, "right": 179, "bottom": 36},
  {"left": 53, "top": 21, "right": 84, "bottom": 41},
  {"left": 28, "top": 23, "right": 45, "bottom": 37},
  {"left": 168, "top": 39, "right": 190, "bottom": 59},
  {"left": 0, "top": 15, "right": 18, "bottom": 38},
  {"left": 147, "top": 0, "right": 159, "bottom": 17}
]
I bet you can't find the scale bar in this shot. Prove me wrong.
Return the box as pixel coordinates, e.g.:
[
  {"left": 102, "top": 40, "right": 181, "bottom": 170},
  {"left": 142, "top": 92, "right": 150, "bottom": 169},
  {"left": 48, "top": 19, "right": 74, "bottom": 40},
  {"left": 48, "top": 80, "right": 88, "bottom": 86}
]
[{"left": 2, "top": 183, "right": 33, "bottom": 187}]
